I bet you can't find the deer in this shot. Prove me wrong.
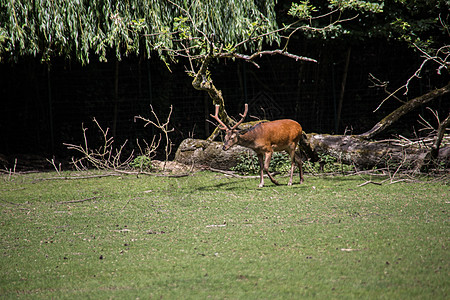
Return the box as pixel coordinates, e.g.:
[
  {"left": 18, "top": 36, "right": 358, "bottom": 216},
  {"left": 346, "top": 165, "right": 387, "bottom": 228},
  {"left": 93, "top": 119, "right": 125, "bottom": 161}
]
[{"left": 210, "top": 104, "right": 304, "bottom": 188}]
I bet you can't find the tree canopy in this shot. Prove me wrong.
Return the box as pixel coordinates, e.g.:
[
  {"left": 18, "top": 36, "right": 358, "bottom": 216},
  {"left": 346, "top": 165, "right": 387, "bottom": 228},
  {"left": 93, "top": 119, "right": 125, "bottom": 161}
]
[
  {"left": 0, "top": 0, "right": 279, "bottom": 64},
  {"left": 2, "top": 0, "right": 447, "bottom": 69}
]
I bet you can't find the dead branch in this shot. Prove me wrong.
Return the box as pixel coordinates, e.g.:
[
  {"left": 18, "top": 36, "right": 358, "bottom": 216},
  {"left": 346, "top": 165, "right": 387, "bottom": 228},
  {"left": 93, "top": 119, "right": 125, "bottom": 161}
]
[
  {"left": 360, "top": 81, "right": 450, "bottom": 139},
  {"left": 358, "top": 181, "right": 382, "bottom": 187},
  {"left": 56, "top": 196, "right": 101, "bottom": 205},
  {"left": 369, "top": 74, "right": 406, "bottom": 112},
  {"left": 64, "top": 118, "right": 134, "bottom": 171},
  {"left": 136, "top": 136, "right": 161, "bottom": 160},
  {"left": 216, "top": 49, "right": 317, "bottom": 67},
  {"left": 32, "top": 173, "right": 122, "bottom": 182},
  {"left": 46, "top": 157, "right": 62, "bottom": 176},
  {"left": 431, "top": 112, "right": 450, "bottom": 158},
  {"left": 404, "top": 44, "right": 450, "bottom": 94},
  {"left": 134, "top": 105, "right": 174, "bottom": 166}
]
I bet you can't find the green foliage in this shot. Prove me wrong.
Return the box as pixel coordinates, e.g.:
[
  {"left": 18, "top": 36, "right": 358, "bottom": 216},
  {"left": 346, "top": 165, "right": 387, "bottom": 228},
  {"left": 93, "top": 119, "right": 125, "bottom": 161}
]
[
  {"left": 287, "top": 0, "right": 448, "bottom": 48},
  {"left": 232, "top": 152, "right": 354, "bottom": 175},
  {"left": 1, "top": 0, "right": 447, "bottom": 64},
  {"left": 231, "top": 152, "right": 260, "bottom": 175},
  {"left": 0, "top": 0, "right": 279, "bottom": 64},
  {"left": 328, "top": 0, "right": 384, "bottom": 12},
  {"left": 130, "top": 155, "right": 153, "bottom": 171},
  {"left": 231, "top": 152, "right": 293, "bottom": 175},
  {"left": 0, "top": 171, "right": 448, "bottom": 298},
  {"left": 304, "top": 153, "right": 354, "bottom": 173},
  {"left": 287, "top": 0, "right": 385, "bottom": 39},
  {"left": 269, "top": 152, "right": 293, "bottom": 173},
  {"left": 288, "top": 1, "right": 318, "bottom": 20},
  {"left": 390, "top": 16, "right": 437, "bottom": 51},
  {"left": 289, "top": 0, "right": 383, "bottom": 20}
]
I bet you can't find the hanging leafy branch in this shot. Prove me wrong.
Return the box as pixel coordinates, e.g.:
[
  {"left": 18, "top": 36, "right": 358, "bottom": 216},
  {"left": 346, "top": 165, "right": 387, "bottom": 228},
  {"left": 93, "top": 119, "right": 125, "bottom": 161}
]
[
  {"left": 0, "top": 0, "right": 280, "bottom": 64},
  {"left": 0, "top": 0, "right": 388, "bottom": 64}
]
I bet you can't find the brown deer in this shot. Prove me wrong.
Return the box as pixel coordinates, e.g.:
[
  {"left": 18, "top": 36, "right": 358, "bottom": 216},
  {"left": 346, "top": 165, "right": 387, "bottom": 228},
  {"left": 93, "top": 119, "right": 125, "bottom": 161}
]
[{"left": 210, "top": 104, "right": 304, "bottom": 187}]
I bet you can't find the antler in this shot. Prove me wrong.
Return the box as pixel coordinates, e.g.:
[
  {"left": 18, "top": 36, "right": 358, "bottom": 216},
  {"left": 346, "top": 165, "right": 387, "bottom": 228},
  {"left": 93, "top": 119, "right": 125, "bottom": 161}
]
[
  {"left": 230, "top": 103, "right": 248, "bottom": 130},
  {"left": 210, "top": 105, "right": 229, "bottom": 130},
  {"left": 210, "top": 104, "right": 248, "bottom": 131}
]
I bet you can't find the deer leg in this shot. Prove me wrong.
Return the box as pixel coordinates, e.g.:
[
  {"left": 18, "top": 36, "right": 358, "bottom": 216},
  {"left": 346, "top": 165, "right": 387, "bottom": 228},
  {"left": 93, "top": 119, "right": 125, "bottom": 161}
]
[
  {"left": 294, "top": 151, "right": 304, "bottom": 184},
  {"left": 257, "top": 153, "right": 265, "bottom": 188},
  {"left": 264, "top": 152, "right": 280, "bottom": 186},
  {"left": 287, "top": 149, "right": 296, "bottom": 186}
]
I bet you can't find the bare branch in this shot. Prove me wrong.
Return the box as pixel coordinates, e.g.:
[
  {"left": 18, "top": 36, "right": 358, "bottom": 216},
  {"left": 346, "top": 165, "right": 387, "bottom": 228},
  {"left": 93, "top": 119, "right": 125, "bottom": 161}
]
[
  {"left": 404, "top": 44, "right": 450, "bottom": 94},
  {"left": 217, "top": 49, "right": 317, "bottom": 65},
  {"left": 135, "top": 105, "right": 175, "bottom": 165},
  {"left": 360, "top": 81, "right": 450, "bottom": 139},
  {"left": 56, "top": 196, "right": 101, "bottom": 205},
  {"left": 369, "top": 73, "right": 406, "bottom": 112},
  {"left": 64, "top": 119, "right": 134, "bottom": 171}
]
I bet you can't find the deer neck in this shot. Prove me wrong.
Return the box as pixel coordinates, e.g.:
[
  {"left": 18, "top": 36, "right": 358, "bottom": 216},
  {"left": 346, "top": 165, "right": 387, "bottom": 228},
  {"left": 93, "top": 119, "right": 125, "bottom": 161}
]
[{"left": 236, "top": 130, "right": 257, "bottom": 149}]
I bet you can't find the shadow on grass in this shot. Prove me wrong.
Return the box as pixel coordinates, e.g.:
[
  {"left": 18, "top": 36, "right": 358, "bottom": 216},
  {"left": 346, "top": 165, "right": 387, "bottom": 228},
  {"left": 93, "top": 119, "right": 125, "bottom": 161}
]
[{"left": 196, "top": 175, "right": 309, "bottom": 192}]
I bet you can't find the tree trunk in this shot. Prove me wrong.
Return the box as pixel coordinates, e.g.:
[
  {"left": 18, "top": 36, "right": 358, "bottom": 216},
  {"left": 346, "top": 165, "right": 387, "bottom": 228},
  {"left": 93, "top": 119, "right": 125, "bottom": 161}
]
[
  {"left": 192, "top": 54, "right": 235, "bottom": 141},
  {"left": 420, "top": 112, "right": 450, "bottom": 171},
  {"left": 431, "top": 112, "right": 450, "bottom": 159}
]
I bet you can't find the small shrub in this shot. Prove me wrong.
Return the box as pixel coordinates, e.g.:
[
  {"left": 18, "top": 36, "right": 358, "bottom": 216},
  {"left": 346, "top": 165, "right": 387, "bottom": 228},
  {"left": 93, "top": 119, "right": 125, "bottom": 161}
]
[
  {"left": 303, "top": 153, "right": 354, "bottom": 174},
  {"left": 232, "top": 152, "right": 292, "bottom": 175},
  {"left": 130, "top": 155, "right": 153, "bottom": 171},
  {"left": 232, "top": 152, "right": 354, "bottom": 175},
  {"left": 269, "top": 152, "right": 292, "bottom": 173},
  {"left": 231, "top": 152, "right": 260, "bottom": 175}
]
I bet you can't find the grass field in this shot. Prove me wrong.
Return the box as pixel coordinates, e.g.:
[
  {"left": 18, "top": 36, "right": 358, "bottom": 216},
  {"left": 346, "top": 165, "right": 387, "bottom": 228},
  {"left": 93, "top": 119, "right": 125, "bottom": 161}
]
[{"left": 0, "top": 171, "right": 448, "bottom": 299}]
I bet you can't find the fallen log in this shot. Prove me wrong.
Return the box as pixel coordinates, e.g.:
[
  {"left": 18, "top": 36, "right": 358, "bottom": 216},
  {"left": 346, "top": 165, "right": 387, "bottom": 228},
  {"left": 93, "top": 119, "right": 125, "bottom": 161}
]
[
  {"left": 174, "top": 138, "right": 252, "bottom": 170},
  {"left": 301, "top": 133, "right": 450, "bottom": 170},
  {"left": 175, "top": 134, "right": 449, "bottom": 172}
]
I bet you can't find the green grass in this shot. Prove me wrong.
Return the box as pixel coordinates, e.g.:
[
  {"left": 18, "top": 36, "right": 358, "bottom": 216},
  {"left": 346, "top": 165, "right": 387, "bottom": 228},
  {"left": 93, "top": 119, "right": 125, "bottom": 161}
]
[{"left": 0, "top": 171, "right": 448, "bottom": 299}]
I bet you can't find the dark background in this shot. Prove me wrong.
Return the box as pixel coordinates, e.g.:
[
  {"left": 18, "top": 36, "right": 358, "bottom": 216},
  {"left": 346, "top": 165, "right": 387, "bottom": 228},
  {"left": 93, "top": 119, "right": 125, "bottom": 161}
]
[{"left": 0, "top": 37, "right": 448, "bottom": 164}]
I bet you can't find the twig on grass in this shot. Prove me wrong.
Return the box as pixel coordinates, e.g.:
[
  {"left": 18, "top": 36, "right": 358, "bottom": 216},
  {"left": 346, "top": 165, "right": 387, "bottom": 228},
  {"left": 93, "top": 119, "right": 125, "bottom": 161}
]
[
  {"left": 114, "top": 169, "right": 190, "bottom": 178},
  {"left": 56, "top": 196, "right": 101, "bottom": 205},
  {"left": 121, "top": 197, "right": 143, "bottom": 210},
  {"left": 33, "top": 170, "right": 190, "bottom": 182},
  {"left": 33, "top": 173, "right": 122, "bottom": 182},
  {"left": 205, "top": 167, "right": 241, "bottom": 177},
  {"left": 122, "top": 198, "right": 131, "bottom": 210},
  {"left": 341, "top": 248, "right": 360, "bottom": 252},
  {"left": 0, "top": 199, "right": 26, "bottom": 206},
  {"left": 358, "top": 180, "right": 382, "bottom": 187}
]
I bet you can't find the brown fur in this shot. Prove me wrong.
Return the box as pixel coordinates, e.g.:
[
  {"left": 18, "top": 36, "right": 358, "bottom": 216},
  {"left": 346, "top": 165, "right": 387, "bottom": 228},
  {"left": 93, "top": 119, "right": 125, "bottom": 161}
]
[{"left": 223, "top": 119, "right": 304, "bottom": 187}]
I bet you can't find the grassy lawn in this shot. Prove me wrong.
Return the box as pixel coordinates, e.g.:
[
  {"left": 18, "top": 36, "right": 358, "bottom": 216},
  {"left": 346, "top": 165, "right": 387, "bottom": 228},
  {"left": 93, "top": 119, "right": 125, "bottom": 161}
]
[{"left": 0, "top": 171, "right": 448, "bottom": 299}]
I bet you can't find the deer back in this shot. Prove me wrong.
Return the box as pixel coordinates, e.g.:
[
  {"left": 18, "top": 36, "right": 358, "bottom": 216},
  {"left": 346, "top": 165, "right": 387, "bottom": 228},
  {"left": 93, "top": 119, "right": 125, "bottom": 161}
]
[{"left": 237, "top": 119, "right": 302, "bottom": 152}]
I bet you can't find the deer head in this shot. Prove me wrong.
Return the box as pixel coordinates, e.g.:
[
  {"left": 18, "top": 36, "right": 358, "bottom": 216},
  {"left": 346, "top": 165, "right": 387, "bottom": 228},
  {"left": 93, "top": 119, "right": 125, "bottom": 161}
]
[{"left": 210, "top": 104, "right": 248, "bottom": 150}]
